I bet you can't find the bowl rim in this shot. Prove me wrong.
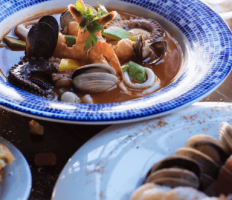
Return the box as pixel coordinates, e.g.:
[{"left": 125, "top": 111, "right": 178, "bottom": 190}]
[{"left": 0, "top": 0, "right": 231, "bottom": 124}]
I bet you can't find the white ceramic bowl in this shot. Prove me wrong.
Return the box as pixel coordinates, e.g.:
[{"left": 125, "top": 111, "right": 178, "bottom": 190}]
[{"left": 52, "top": 102, "right": 232, "bottom": 199}]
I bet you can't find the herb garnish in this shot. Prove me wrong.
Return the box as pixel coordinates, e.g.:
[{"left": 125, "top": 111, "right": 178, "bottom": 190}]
[{"left": 76, "top": 2, "right": 109, "bottom": 50}]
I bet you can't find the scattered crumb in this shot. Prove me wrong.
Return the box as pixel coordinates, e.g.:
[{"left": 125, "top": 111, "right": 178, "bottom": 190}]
[
  {"left": 29, "top": 120, "right": 44, "bottom": 135},
  {"left": 100, "top": 191, "right": 105, "bottom": 199},
  {"left": 157, "top": 120, "right": 167, "bottom": 127}
]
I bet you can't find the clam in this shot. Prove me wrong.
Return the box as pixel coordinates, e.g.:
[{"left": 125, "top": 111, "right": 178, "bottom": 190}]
[
  {"left": 72, "top": 64, "right": 119, "bottom": 93},
  {"left": 134, "top": 35, "right": 167, "bottom": 64},
  {"left": 146, "top": 168, "right": 199, "bottom": 189},
  {"left": 218, "top": 122, "right": 232, "bottom": 154},
  {"left": 185, "top": 134, "right": 228, "bottom": 166},
  {"left": 26, "top": 15, "right": 59, "bottom": 59},
  {"left": 146, "top": 155, "right": 202, "bottom": 189},
  {"left": 175, "top": 147, "right": 220, "bottom": 180}
]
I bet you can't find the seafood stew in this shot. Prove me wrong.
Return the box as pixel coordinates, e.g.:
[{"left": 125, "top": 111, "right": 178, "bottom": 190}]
[{"left": 1, "top": 0, "right": 183, "bottom": 104}]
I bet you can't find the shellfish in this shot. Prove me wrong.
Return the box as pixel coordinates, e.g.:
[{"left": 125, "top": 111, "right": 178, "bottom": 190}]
[
  {"left": 72, "top": 63, "right": 119, "bottom": 93},
  {"left": 8, "top": 15, "right": 59, "bottom": 96},
  {"left": 134, "top": 35, "right": 167, "bottom": 64},
  {"left": 26, "top": 15, "right": 59, "bottom": 59},
  {"left": 145, "top": 155, "right": 202, "bottom": 189}
]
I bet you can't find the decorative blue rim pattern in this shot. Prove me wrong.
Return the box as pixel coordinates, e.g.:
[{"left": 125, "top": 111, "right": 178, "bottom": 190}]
[{"left": 0, "top": 0, "right": 231, "bottom": 124}]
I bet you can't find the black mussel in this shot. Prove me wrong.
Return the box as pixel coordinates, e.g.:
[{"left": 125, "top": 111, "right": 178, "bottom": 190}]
[
  {"left": 39, "top": 15, "right": 59, "bottom": 40},
  {"left": 134, "top": 35, "right": 167, "bottom": 65},
  {"left": 26, "top": 15, "right": 59, "bottom": 59}
]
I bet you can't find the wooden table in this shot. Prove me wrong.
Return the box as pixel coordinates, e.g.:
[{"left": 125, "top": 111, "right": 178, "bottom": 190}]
[{"left": 1, "top": 3, "right": 232, "bottom": 200}]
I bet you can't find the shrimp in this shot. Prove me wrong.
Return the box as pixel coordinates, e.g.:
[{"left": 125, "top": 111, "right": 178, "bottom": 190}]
[
  {"left": 53, "top": 3, "right": 124, "bottom": 78},
  {"left": 112, "top": 39, "right": 135, "bottom": 61}
]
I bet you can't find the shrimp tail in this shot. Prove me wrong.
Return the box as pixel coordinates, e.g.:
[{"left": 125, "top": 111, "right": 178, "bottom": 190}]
[
  {"left": 68, "top": 4, "right": 83, "bottom": 24},
  {"left": 97, "top": 11, "right": 117, "bottom": 27},
  {"left": 101, "top": 42, "right": 123, "bottom": 78}
]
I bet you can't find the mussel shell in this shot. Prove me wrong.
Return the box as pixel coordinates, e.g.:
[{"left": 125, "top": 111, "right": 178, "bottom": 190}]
[
  {"left": 146, "top": 155, "right": 202, "bottom": 182},
  {"left": 149, "top": 41, "right": 167, "bottom": 64},
  {"left": 134, "top": 35, "right": 144, "bottom": 61},
  {"left": 134, "top": 36, "right": 167, "bottom": 65},
  {"left": 26, "top": 16, "right": 59, "bottom": 59},
  {"left": 39, "top": 15, "right": 59, "bottom": 35}
]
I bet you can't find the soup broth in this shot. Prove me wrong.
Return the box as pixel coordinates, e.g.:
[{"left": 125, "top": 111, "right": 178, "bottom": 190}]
[{"left": 0, "top": 5, "right": 183, "bottom": 104}]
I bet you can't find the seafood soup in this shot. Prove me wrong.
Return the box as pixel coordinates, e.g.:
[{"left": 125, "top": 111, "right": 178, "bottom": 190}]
[{"left": 0, "top": 0, "right": 183, "bottom": 104}]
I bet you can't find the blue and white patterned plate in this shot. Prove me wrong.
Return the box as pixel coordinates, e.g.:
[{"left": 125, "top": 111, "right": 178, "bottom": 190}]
[{"left": 0, "top": 0, "right": 231, "bottom": 124}]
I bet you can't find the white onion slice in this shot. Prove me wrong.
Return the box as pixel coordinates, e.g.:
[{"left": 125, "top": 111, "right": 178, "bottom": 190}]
[{"left": 123, "top": 67, "right": 156, "bottom": 89}]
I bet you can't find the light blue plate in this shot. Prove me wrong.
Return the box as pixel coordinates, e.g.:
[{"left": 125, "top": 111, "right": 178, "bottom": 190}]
[
  {"left": 0, "top": 137, "right": 32, "bottom": 200},
  {"left": 0, "top": 0, "right": 231, "bottom": 124},
  {"left": 52, "top": 102, "right": 232, "bottom": 199}
]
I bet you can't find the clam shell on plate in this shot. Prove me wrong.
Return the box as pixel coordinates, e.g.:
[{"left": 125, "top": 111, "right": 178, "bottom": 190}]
[
  {"left": 218, "top": 122, "right": 232, "bottom": 154},
  {"left": 146, "top": 168, "right": 199, "bottom": 189},
  {"left": 175, "top": 147, "right": 220, "bottom": 179},
  {"left": 185, "top": 134, "right": 228, "bottom": 166},
  {"left": 146, "top": 155, "right": 202, "bottom": 189}
]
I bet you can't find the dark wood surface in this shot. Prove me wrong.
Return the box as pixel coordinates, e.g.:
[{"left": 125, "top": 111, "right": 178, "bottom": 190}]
[
  {"left": 1, "top": 3, "right": 232, "bottom": 200},
  {"left": 0, "top": 110, "right": 108, "bottom": 200}
]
